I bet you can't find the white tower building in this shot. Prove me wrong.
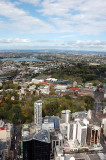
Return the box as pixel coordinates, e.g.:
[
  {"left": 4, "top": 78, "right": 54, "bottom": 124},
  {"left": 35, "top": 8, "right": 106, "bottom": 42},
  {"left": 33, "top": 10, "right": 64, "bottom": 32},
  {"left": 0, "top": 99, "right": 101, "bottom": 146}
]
[
  {"left": 69, "top": 122, "right": 77, "bottom": 141},
  {"left": 104, "top": 119, "right": 106, "bottom": 137},
  {"left": 61, "top": 110, "right": 71, "bottom": 123},
  {"left": 77, "top": 121, "right": 87, "bottom": 146},
  {"left": 34, "top": 100, "right": 42, "bottom": 131}
]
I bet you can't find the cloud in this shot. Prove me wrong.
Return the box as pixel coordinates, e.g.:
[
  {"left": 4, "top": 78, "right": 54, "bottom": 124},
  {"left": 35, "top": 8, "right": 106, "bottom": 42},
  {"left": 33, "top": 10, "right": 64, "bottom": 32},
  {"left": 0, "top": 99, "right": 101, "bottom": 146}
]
[
  {"left": 60, "top": 35, "right": 74, "bottom": 38},
  {"left": 0, "top": 38, "right": 30, "bottom": 43},
  {"left": 0, "top": 0, "right": 55, "bottom": 33},
  {"left": 0, "top": 0, "right": 106, "bottom": 36},
  {"left": 20, "top": 0, "right": 40, "bottom": 5},
  {"left": 0, "top": 39, "right": 106, "bottom": 51},
  {"left": 39, "top": 0, "right": 106, "bottom": 35},
  {"left": 36, "top": 40, "right": 50, "bottom": 43},
  {"left": 67, "top": 40, "right": 106, "bottom": 46},
  {"left": 39, "top": 0, "right": 106, "bottom": 19},
  {"left": 0, "top": 0, "right": 105, "bottom": 51},
  {"left": 36, "top": 39, "right": 60, "bottom": 43},
  {"left": 62, "top": 40, "right": 106, "bottom": 51},
  {"left": 0, "top": 1, "right": 26, "bottom": 18}
]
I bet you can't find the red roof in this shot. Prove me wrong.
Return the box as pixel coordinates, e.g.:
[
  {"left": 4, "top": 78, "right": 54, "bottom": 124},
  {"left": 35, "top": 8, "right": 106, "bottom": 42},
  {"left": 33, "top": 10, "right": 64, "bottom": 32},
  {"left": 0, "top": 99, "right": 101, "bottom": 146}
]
[
  {"left": 48, "top": 84, "right": 54, "bottom": 86},
  {"left": 0, "top": 100, "right": 2, "bottom": 103},
  {"left": 70, "top": 88, "right": 79, "bottom": 91},
  {"left": 39, "top": 82, "right": 47, "bottom": 85},
  {"left": 65, "top": 145, "right": 69, "bottom": 147},
  {"left": 0, "top": 127, "right": 5, "bottom": 130}
]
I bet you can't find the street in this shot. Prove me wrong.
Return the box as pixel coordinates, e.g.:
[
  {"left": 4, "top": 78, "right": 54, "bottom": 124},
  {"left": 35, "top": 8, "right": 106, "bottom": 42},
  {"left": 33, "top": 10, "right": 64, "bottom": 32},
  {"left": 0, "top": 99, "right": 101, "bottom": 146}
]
[
  {"left": 11, "top": 126, "right": 22, "bottom": 160},
  {"left": 93, "top": 87, "right": 106, "bottom": 153}
]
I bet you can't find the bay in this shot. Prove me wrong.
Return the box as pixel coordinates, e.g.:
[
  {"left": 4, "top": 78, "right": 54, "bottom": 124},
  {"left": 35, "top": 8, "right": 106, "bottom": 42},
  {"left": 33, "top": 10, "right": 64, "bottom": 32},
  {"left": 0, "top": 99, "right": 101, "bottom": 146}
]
[{"left": 1, "top": 57, "right": 42, "bottom": 62}]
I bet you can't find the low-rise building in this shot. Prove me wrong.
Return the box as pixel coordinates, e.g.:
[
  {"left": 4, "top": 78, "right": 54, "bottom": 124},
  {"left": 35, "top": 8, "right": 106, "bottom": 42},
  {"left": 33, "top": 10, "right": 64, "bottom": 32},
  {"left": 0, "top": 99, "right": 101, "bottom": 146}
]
[
  {"left": 55, "top": 85, "right": 68, "bottom": 93},
  {"left": 22, "top": 124, "right": 30, "bottom": 137},
  {"left": 31, "top": 78, "right": 44, "bottom": 84},
  {"left": 0, "top": 120, "right": 13, "bottom": 160},
  {"left": 85, "top": 83, "right": 93, "bottom": 88},
  {"left": 39, "top": 85, "right": 50, "bottom": 95},
  {"left": 73, "top": 81, "right": 77, "bottom": 87},
  {"left": 42, "top": 116, "right": 60, "bottom": 130}
]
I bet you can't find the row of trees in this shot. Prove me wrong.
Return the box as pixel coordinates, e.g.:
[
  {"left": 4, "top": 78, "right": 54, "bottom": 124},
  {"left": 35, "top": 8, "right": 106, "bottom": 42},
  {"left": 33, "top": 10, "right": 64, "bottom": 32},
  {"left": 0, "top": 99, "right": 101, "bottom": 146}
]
[
  {"left": 43, "top": 63, "right": 106, "bottom": 83},
  {"left": 0, "top": 91, "right": 94, "bottom": 124},
  {"left": 0, "top": 80, "right": 21, "bottom": 90},
  {"left": 0, "top": 91, "right": 34, "bottom": 124},
  {"left": 43, "top": 95, "right": 94, "bottom": 116}
]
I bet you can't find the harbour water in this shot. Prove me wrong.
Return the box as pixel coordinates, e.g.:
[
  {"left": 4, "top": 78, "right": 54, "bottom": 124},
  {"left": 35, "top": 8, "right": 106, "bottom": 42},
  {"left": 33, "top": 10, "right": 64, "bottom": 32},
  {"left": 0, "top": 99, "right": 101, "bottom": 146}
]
[{"left": 1, "top": 57, "right": 42, "bottom": 62}]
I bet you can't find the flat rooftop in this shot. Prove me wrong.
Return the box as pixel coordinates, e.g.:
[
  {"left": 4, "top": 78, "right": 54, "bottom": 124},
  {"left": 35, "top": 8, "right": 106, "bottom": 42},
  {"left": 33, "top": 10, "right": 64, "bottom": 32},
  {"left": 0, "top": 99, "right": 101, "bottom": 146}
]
[
  {"left": 35, "top": 100, "right": 42, "bottom": 103},
  {"left": 79, "top": 121, "right": 86, "bottom": 127},
  {"left": 23, "top": 130, "right": 50, "bottom": 143},
  {"left": 65, "top": 153, "right": 102, "bottom": 160},
  {"left": 0, "top": 140, "right": 9, "bottom": 150}
]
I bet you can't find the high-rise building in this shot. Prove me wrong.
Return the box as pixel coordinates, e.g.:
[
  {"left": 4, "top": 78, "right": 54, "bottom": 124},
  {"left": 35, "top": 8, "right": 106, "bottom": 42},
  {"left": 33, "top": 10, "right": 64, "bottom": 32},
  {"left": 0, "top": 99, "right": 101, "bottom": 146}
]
[
  {"left": 77, "top": 121, "right": 87, "bottom": 146},
  {"left": 69, "top": 122, "right": 77, "bottom": 141},
  {"left": 61, "top": 110, "right": 71, "bottom": 123},
  {"left": 86, "top": 125, "right": 101, "bottom": 146},
  {"left": 34, "top": 100, "right": 42, "bottom": 131},
  {"left": 23, "top": 130, "right": 51, "bottom": 160},
  {"left": 103, "top": 119, "right": 106, "bottom": 137}
]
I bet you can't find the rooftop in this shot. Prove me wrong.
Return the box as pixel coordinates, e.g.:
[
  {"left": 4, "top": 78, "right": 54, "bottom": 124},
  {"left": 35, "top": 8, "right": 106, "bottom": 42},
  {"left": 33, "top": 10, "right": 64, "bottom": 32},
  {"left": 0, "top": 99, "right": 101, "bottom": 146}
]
[
  {"left": 23, "top": 130, "right": 50, "bottom": 143},
  {"left": 0, "top": 140, "right": 9, "bottom": 150},
  {"left": 34, "top": 100, "right": 43, "bottom": 104},
  {"left": 79, "top": 121, "right": 86, "bottom": 127},
  {"left": 61, "top": 110, "right": 71, "bottom": 114}
]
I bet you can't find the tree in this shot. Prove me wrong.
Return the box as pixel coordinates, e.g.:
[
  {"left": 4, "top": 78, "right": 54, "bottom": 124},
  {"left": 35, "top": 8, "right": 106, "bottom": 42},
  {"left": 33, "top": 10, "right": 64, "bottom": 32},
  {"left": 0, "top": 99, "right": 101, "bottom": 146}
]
[
  {"left": 93, "top": 82, "right": 97, "bottom": 86},
  {"left": 45, "top": 101, "right": 59, "bottom": 116},
  {"left": 11, "top": 105, "right": 24, "bottom": 125},
  {"left": 100, "top": 84, "right": 103, "bottom": 88},
  {"left": 50, "top": 86, "right": 55, "bottom": 95},
  {"left": 84, "top": 96, "right": 94, "bottom": 111}
]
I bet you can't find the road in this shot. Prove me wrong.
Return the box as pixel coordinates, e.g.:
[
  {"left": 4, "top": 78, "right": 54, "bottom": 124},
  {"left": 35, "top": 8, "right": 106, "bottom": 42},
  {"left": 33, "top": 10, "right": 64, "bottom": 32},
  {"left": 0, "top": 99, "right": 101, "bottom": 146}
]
[
  {"left": 100, "top": 134, "right": 106, "bottom": 153},
  {"left": 94, "top": 88, "right": 104, "bottom": 113},
  {"left": 93, "top": 87, "right": 106, "bottom": 153},
  {"left": 11, "top": 126, "right": 22, "bottom": 160}
]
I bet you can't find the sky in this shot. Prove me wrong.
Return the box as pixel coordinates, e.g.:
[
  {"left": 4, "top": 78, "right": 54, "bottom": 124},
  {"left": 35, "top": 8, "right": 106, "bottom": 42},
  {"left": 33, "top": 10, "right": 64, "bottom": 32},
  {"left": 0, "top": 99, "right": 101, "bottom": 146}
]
[{"left": 0, "top": 0, "right": 106, "bottom": 51}]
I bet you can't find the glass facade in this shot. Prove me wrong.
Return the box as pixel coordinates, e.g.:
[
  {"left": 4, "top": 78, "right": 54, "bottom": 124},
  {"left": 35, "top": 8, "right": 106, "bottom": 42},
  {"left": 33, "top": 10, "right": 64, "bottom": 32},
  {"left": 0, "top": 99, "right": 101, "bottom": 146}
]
[{"left": 23, "top": 139, "right": 51, "bottom": 160}]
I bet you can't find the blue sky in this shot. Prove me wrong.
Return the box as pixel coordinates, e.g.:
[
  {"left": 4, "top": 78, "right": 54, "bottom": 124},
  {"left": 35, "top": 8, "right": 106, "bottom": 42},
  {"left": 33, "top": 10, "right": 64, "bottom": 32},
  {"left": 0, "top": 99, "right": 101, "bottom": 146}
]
[{"left": 0, "top": 0, "right": 106, "bottom": 51}]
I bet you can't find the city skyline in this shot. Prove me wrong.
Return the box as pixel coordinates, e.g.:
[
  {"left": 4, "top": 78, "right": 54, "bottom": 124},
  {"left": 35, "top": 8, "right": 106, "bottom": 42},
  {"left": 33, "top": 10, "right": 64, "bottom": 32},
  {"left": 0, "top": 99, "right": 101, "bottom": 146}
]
[{"left": 0, "top": 0, "right": 106, "bottom": 51}]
